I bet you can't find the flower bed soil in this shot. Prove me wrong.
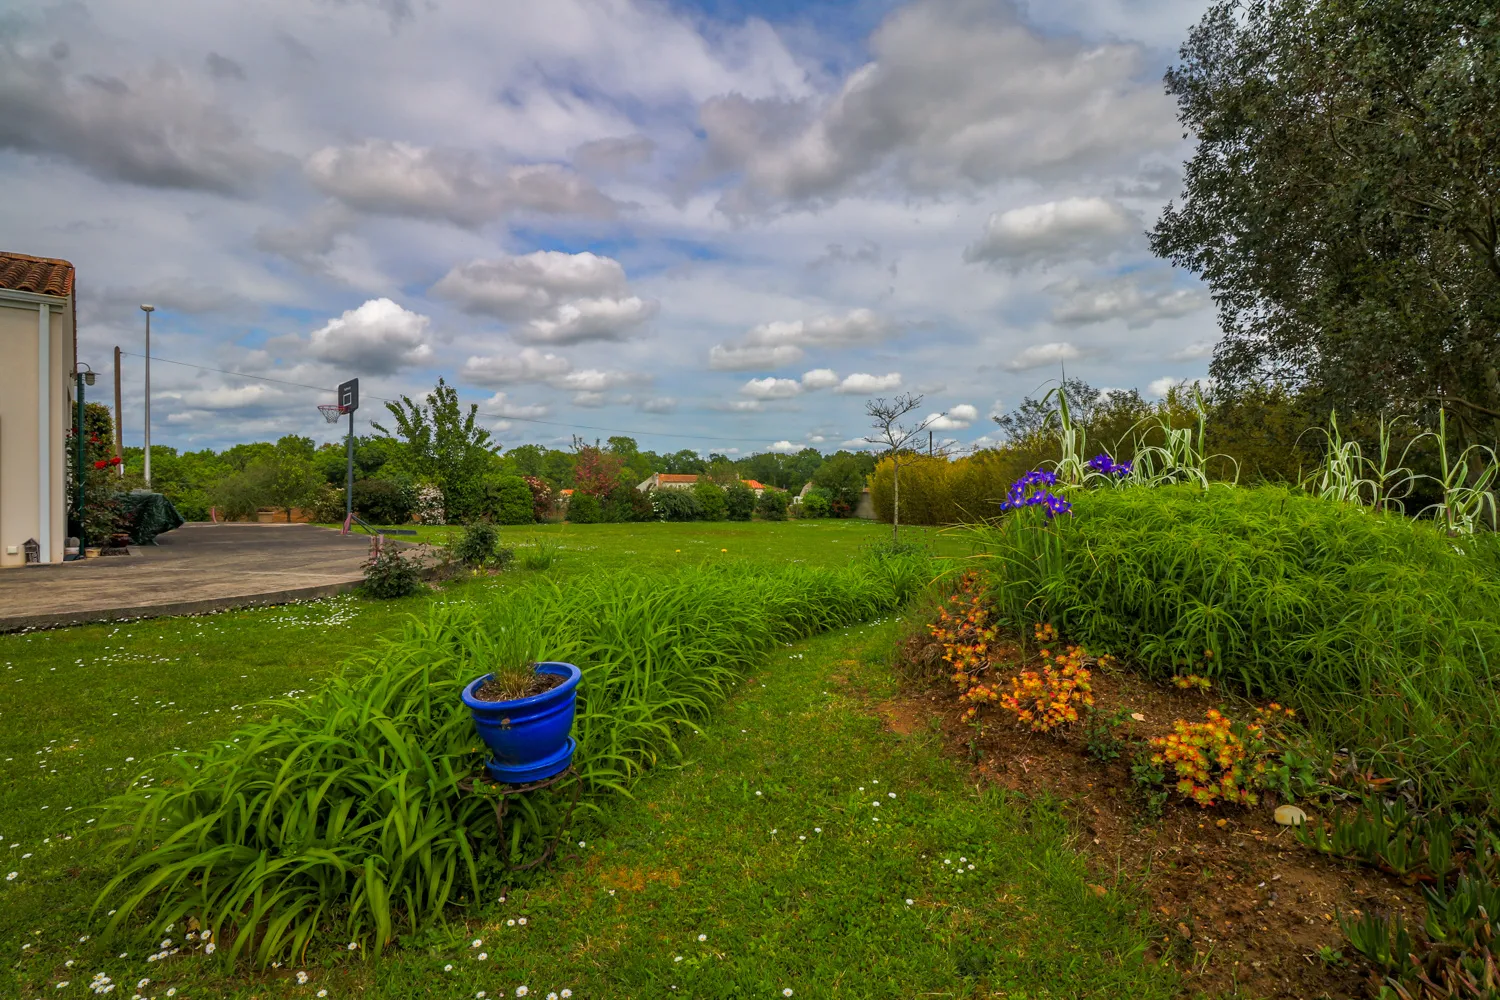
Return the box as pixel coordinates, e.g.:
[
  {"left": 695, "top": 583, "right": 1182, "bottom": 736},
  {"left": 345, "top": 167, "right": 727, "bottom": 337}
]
[{"left": 889, "top": 635, "right": 1425, "bottom": 1000}]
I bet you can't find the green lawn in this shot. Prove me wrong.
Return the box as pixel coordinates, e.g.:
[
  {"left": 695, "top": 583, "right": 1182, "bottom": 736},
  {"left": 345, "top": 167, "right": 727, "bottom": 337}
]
[{"left": 0, "top": 521, "right": 1174, "bottom": 998}]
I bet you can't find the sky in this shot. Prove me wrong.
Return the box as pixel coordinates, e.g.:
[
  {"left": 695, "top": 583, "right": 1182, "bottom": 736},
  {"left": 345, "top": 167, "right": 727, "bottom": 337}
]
[{"left": 0, "top": 0, "right": 1220, "bottom": 457}]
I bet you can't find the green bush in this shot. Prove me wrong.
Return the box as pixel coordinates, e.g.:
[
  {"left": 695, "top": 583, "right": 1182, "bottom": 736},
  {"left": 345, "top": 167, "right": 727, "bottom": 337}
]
[
  {"left": 95, "top": 554, "right": 930, "bottom": 963},
  {"left": 650, "top": 487, "right": 701, "bottom": 521},
  {"left": 756, "top": 487, "right": 790, "bottom": 521},
  {"left": 483, "top": 475, "right": 535, "bottom": 525},
  {"left": 978, "top": 484, "right": 1500, "bottom": 814},
  {"left": 800, "top": 486, "right": 831, "bottom": 518},
  {"left": 725, "top": 482, "right": 756, "bottom": 521},
  {"left": 693, "top": 479, "right": 728, "bottom": 520},
  {"left": 358, "top": 543, "right": 423, "bottom": 598},
  {"left": 353, "top": 478, "right": 414, "bottom": 525},
  {"left": 454, "top": 523, "right": 499, "bottom": 567},
  {"left": 603, "top": 484, "right": 654, "bottom": 522},
  {"left": 566, "top": 492, "right": 602, "bottom": 523}
]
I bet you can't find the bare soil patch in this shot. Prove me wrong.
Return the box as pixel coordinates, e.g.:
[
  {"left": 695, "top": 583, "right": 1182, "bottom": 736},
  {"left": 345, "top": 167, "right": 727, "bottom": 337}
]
[{"left": 890, "top": 638, "right": 1423, "bottom": 999}]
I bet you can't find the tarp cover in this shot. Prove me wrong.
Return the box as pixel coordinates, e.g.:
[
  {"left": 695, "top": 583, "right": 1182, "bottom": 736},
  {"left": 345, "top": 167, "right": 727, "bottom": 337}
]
[{"left": 122, "top": 491, "right": 185, "bottom": 545}]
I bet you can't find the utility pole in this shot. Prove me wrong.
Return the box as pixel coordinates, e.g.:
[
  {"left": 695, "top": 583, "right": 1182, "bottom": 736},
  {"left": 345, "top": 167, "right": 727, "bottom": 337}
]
[
  {"left": 113, "top": 346, "right": 123, "bottom": 477},
  {"left": 139, "top": 305, "right": 154, "bottom": 487}
]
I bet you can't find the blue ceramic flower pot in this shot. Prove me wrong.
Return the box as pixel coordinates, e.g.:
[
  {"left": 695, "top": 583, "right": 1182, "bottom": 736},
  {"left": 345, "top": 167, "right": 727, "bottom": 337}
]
[{"left": 462, "top": 661, "right": 580, "bottom": 783}]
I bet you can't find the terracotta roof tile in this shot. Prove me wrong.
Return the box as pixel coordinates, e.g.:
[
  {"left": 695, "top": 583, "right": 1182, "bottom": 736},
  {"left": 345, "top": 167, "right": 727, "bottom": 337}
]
[
  {"left": 741, "top": 479, "right": 766, "bottom": 490},
  {"left": 0, "top": 251, "right": 75, "bottom": 297},
  {"left": 657, "top": 474, "right": 699, "bottom": 484}
]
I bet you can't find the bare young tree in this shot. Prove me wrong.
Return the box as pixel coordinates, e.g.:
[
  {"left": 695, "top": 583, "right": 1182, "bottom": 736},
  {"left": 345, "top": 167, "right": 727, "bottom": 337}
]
[{"left": 864, "top": 393, "right": 942, "bottom": 542}]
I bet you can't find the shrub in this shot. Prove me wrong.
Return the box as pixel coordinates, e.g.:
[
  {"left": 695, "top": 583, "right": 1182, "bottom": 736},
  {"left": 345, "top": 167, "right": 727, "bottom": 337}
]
[
  {"left": 566, "top": 492, "right": 603, "bottom": 523},
  {"left": 413, "top": 484, "right": 445, "bottom": 525},
  {"left": 603, "top": 484, "right": 653, "bottom": 523},
  {"left": 484, "top": 475, "right": 535, "bottom": 525},
  {"left": 95, "top": 554, "right": 931, "bottom": 963},
  {"left": 353, "top": 479, "right": 413, "bottom": 525},
  {"left": 454, "top": 523, "right": 499, "bottom": 567},
  {"left": 651, "top": 488, "right": 701, "bottom": 521},
  {"left": 358, "top": 543, "right": 423, "bottom": 598},
  {"left": 693, "top": 479, "right": 728, "bottom": 520},
  {"left": 1148, "top": 705, "right": 1292, "bottom": 808},
  {"left": 725, "top": 482, "right": 756, "bottom": 521},
  {"left": 977, "top": 484, "right": 1500, "bottom": 814},
  {"left": 800, "top": 486, "right": 832, "bottom": 518},
  {"left": 309, "top": 485, "right": 346, "bottom": 523},
  {"left": 998, "top": 649, "right": 1095, "bottom": 732},
  {"left": 756, "top": 487, "right": 790, "bottom": 521},
  {"left": 523, "top": 475, "right": 555, "bottom": 522}
]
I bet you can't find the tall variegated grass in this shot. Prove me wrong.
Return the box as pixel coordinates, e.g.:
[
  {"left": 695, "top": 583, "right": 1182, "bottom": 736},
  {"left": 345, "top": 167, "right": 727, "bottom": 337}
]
[
  {"left": 93, "top": 553, "right": 928, "bottom": 964},
  {"left": 977, "top": 486, "right": 1500, "bottom": 812}
]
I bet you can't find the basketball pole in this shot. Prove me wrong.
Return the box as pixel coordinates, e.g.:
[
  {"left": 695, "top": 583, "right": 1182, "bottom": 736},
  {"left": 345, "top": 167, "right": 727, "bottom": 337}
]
[{"left": 345, "top": 407, "right": 354, "bottom": 530}]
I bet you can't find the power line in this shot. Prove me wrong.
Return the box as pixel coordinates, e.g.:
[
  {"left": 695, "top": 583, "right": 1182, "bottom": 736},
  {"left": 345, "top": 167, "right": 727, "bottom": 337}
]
[{"left": 118, "top": 351, "right": 770, "bottom": 446}]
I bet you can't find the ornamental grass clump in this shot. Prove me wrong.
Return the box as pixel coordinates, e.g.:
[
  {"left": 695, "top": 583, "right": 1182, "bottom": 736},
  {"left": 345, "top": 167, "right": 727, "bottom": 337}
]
[
  {"left": 468, "top": 625, "right": 547, "bottom": 701},
  {"left": 93, "top": 553, "right": 928, "bottom": 965}
]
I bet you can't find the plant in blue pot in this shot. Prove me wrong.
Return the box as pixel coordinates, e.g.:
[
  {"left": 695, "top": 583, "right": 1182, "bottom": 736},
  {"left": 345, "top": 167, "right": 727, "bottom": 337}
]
[{"left": 461, "top": 629, "right": 580, "bottom": 783}]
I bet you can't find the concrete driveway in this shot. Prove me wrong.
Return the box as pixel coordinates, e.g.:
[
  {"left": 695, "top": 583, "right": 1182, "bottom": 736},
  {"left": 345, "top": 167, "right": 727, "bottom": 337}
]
[{"left": 0, "top": 523, "right": 377, "bottom": 631}]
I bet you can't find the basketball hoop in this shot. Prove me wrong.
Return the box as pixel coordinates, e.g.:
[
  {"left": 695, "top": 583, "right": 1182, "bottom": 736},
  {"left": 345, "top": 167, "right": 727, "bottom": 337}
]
[{"left": 318, "top": 403, "right": 346, "bottom": 424}]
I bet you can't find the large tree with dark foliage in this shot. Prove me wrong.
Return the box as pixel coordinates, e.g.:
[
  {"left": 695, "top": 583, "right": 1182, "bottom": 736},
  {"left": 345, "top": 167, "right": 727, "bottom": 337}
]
[{"left": 1151, "top": 0, "right": 1500, "bottom": 440}]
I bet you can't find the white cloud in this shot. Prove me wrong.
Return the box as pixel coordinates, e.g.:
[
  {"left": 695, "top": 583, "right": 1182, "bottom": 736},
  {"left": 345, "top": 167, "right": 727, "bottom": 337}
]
[
  {"left": 926, "top": 402, "right": 979, "bottom": 430},
  {"left": 480, "top": 392, "right": 548, "bottom": 419},
  {"left": 708, "top": 310, "right": 894, "bottom": 373},
  {"left": 1167, "top": 341, "right": 1216, "bottom": 362},
  {"left": 553, "top": 368, "right": 647, "bottom": 392},
  {"left": 433, "top": 251, "right": 657, "bottom": 344},
  {"left": 1002, "top": 342, "right": 1079, "bottom": 372},
  {"left": 307, "top": 298, "right": 434, "bottom": 375},
  {"left": 743, "top": 308, "right": 892, "bottom": 349},
  {"left": 1049, "top": 274, "right": 1206, "bottom": 328},
  {"left": 305, "top": 140, "right": 616, "bottom": 226},
  {"left": 768, "top": 439, "right": 802, "bottom": 453},
  {"left": 1148, "top": 376, "right": 1213, "bottom": 398},
  {"left": 709, "top": 343, "right": 806, "bottom": 371},
  {"left": 461, "top": 348, "right": 573, "bottom": 388},
  {"left": 740, "top": 376, "right": 803, "bottom": 400},
  {"left": 522, "top": 295, "right": 658, "bottom": 345},
  {"left": 571, "top": 391, "right": 608, "bottom": 407},
  {"left": 834, "top": 372, "right": 902, "bottom": 394},
  {"left": 963, "top": 197, "right": 1136, "bottom": 268},
  {"left": 638, "top": 396, "right": 677, "bottom": 414},
  {"left": 800, "top": 368, "right": 840, "bottom": 390},
  {"left": 701, "top": 0, "right": 1178, "bottom": 210}
]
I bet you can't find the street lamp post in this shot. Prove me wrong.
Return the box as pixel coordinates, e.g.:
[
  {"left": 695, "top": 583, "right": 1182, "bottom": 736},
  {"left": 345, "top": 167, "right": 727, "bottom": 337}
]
[{"left": 140, "top": 305, "right": 154, "bottom": 488}]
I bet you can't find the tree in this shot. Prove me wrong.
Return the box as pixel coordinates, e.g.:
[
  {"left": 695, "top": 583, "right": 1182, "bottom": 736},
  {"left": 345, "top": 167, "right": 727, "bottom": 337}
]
[
  {"left": 1152, "top": 0, "right": 1500, "bottom": 441},
  {"left": 572, "top": 438, "right": 625, "bottom": 498},
  {"left": 755, "top": 487, "right": 790, "bottom": 521},
  {"left": 724, "top": 482, "right": 756, "bottom": 521},
  {"left": 692, "top": 478, "right": 728, "bottom": 520},
  {"left": 865, "top": 394, "right": 940, "bottom": 542},
  {"left": 373, "top": 378, "right": 497, "bottom": 521},
  {"left": 812, "top": 453, "right": 866, "bottom": 516},
  {"left": 485, "top": 475, "right": 535, "bottom": 525},
  {"left": 262, "top": 454, "right": 321, "bottom": 522}
]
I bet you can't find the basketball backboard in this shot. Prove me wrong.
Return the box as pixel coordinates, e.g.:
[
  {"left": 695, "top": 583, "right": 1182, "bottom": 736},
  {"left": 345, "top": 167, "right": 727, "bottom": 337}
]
[{"left": 338, "top": 378, "right": 359, "bottom": 413}]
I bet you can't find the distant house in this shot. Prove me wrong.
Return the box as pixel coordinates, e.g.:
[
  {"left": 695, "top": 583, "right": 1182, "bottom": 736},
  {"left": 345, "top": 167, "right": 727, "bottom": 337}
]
[
  {"left": 636, "top": 473, "right": 699, "bottom": 492},
  {"left": 636, "top": 473, "right": 766, "bottom": 497}
]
